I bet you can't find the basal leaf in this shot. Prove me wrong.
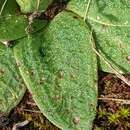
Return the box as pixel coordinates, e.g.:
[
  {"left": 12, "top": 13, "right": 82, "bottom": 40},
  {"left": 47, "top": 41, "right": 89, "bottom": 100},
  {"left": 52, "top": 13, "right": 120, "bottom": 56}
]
[
  {"left": 67, "top": 0, "right": 130, "bottom": 73},
  {"left": 0, "top": 15, "right": 47, "bottom": 41},
  {"left": 14, "top": 11, "right": 98, "bottom": 130},
  {"left": 67, "top": 0, "right": 88, "bottom": 18},
  {"left": 0, "top": 43, "right": 26, "bottom": 114},
  {"left": 67, "top": 0, "right": 130, "bottom": 25},
  {"left": 0, "top": 0, "right": 18, "bottom": 16},
  {"left": 89, "top": 22, "right": 130, "bottom": 73},
  {"left": 87, "top": 0, "right": 130, "bottom": 73},
  {"left": 16, "top": 0, "right": 53, "bottom": 13}
]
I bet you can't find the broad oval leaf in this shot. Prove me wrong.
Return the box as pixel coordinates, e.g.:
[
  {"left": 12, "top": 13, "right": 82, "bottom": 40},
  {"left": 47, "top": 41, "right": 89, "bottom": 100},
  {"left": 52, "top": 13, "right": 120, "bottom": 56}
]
[
  {"left": 0, "top": 44, "right": 26, "bottom": 114},
  {"left": 67, "top": 0, "right": 130, "bottom": 73},
  {"left": 14, "top": 11, "right": 98, "bottom": 130},
  {"left": 0, "top": 15, "right": 47, "bottom": 41},
  {"left": 16, "top": 0, "right": 53, "bottom": 13}
]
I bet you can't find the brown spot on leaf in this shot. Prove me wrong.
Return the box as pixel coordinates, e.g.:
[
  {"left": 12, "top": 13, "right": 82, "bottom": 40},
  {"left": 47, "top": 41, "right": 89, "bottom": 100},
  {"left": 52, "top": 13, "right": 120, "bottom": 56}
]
[
  {"left": 53, "top": 95, "right": 61, "bottom": 101},
  {"left": 38, "top": 77, "right": 45, "bottom": 85},
  {"left": 30, "top": 70, "right": 35, "bottom": 76},
  {"left": 73, "top": 116, "right": 80, "bottom": 125},
  {"left": 70, "top": 74, "right": 76, "bottom": 80},
  {"left": 0, "top": 69, "right": 5, "bottom": 76},
  {"left": 26, "top": 70, "right": 35, "bottom": 76},
  {"left": 73, "top": 16, "right": 79, "bottom": 19},
  {"left": 126, "top": 55, "right": 130, "bottom": 61},
  {"left": 57, "top": 70, "right": 64, "bottom": 79},
  {"left": 16, "top": 62, "right": 21, "bottom": 67},
  {"left": 101, "top": 25, "right": 108, "bottom": 32}
]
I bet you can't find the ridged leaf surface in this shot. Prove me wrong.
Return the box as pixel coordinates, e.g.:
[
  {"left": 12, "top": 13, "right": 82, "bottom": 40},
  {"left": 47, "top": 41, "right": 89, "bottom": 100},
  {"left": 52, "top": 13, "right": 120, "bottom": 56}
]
[{"left": 14, "top": 11, "right": 98, "bottom": 130}]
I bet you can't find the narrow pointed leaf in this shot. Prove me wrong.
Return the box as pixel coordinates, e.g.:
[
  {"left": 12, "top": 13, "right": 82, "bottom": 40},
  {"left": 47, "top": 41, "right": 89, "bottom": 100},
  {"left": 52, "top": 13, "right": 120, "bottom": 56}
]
[
  {"left": 0, "top": 44, "right": 26, "bottom": 114},
  {"left": 14, "top": 11, "right": 98, "bottom": 130},
  {"left": 16, "top": 0, "right": 53, "bottom": 13}
]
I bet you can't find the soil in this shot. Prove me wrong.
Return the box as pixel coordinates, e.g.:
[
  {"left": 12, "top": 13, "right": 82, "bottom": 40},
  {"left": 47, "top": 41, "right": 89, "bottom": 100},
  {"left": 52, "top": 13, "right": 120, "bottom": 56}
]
[
  {"left": 1, "top": 1, "right": 130, "bottom": 130},
  {"left": 0, "top": 71, "right": 130, "bottom": 130},
  {"left": 0, "top": 91, "right": 60, "bottom": 130},
  {"left": 93, "top": 72, "right": 130, "bottom": 130}
]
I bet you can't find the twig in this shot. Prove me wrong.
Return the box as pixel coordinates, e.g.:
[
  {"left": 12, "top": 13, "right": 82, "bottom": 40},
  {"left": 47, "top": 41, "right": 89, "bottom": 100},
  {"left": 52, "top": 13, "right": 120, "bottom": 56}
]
[
  {"left": 23, "top": 108, "right": 42, "bottom": 113},
  {"left": 98, "top": 97, "right": 130, "bottom": 105},
  {"left": 26, "top": 101, "right": 37, "bottom": 106},
  {"left": 12, "top": 120, "right": 29, "bottom": 130}
]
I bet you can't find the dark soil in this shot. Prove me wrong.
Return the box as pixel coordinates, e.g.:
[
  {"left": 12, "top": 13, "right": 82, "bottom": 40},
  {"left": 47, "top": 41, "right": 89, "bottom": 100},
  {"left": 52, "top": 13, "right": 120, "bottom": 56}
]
[
  {"left": 0, "top": 91, "right": 60, "bottom": 130},
  {"left": 93, "top": 72, "right": 130, "bottom": 130},
  {"left": 1, "top": 71, "right": 130, "bottom": 130}
]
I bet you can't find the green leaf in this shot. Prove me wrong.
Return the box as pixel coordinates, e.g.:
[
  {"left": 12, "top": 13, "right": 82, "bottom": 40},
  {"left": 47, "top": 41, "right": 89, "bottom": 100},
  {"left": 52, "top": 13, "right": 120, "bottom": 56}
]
[
  {"left": 87, "top": 0, "right": 130, "bottom": 73},
  {"left": 0, "top": 0, "right": 48, "bottom": 41},
  {"left": 67, "top": 0, "right": 130, "bottom": 25},
  {"left": 16, "top": 0, "right": 53, "bottom": 13},
  {"left": 0, "top": 44, "right": 26, "bottom": 114},
  {"left": 67, "top": 0, "right": 130, "bottom": 73},
  {"left": 89, "top": 22, "right": 130, "bottom": 73},
  {"left": 0, "top": 15, "right": 47, "bottom": 41},
  {"left": 14, "top": 11, "right": 98, "bottom": 130},
  {"left": 0, "top": 0, "right": 18, "bottom": 16},
  {"left": 67, "top": 0, "right": 88, "bottom": 18}
]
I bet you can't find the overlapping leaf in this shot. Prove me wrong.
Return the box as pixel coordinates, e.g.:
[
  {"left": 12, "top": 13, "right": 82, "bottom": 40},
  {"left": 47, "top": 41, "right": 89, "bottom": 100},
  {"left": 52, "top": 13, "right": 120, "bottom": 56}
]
[
  {"left": 14, "top": 11, "right": 98, "bottom": 130},
  {"left": 0, "top": 0, "right": 48, "bottom": 41},
  {"left": 16, "top": 0, "right": 53, "bottom": 13},
  {"left": 0, "top": 0, "right": 27, "bottom": 115},
  {"left": 67, "top": 0, "right": 130, "bottom": 25},
  {"left": 0, "top": 0, "right": 47, "bottom": 115},
  {"left": 67, "top": 0, "right": 130, "bottom": 73},
  {"left": 0, "top": 0, "right": 18, "bottom": 15},
  {"left": 0, "top": 15, "right": 47, "bottom": 41},
  {"left": 89, "top": 22, "right": 130, "bottom": 73},
  {"left": 0, "top": 43, "right": 26, "bottom": 114}
]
